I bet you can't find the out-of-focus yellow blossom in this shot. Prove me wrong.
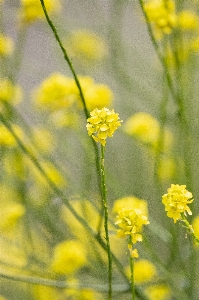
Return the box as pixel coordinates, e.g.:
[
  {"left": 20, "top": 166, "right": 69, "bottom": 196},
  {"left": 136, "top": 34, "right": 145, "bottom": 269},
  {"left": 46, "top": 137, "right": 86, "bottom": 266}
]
[
  {"left": 177, "top": 10, "right": 199, "bottom": 31},
  {"left": 0, "top": 34, "right": 14, "bottom": 56},
  {"left": 158, "top": 157, "right": 175, "bottom": 182},
  {"left": 33, "top": 74, "right": 113, "bottom": 112},
  {"left": 84, "top": 84, "right": 113, "bottom": 111},
  {"left": 32, "top": 127, "right": 55, "bottom": 153},
  {"left": 86, "top": 107, "right": 122, "bottom": 146},
  {"left": 126, "top": 259, "right": 157, "bottom": 283},
  {"left": 73, "top": 76, "right": 113, "bottom": 111},
  {"left": 0, "top": 203, "right": 25, "bottom": 231},
  {"left": 162, "top": 184, "right": 193, "bottom": 223},
  {"left": 191, "top": 36, "right": 199, "bottom": 52},
  {"left": 51, "top": 240, "right": 87, "bottom": 275},
  {"left": 165, "top": 46, "right": 189, "bottom": 68},
  {"left": 112, "top": 196, "right": 148, "bottom": 217},
  {"left": 192, "top": 216, "right": 199, "bottom": 238},
  {"left": 0, "top": 296, "right": 7, "bottom": 300},
  {"left": 32, "top": 285, "right": 61, "bottom": 300},
  {"left": 144, "top": 0, "right": 177, "bottom": 37},
  {"left": 145, "top": 284, "right": 171, "bottom": 300},
  {"left": 19, "top": 0, "right": 61, "bottom": 24},
  {"left": 31, "top": 160, "right": 66, "bottom": 188},
  {"left": 0, "top": 124, "right": 24, "bottom": 147},
  {"left": 124, "top": 112, "right": 173, "bottom": 151},
  {"left": 67, "top": 29, "right": 107, "bottom": 62},
  {"left": 0, "top": 78, "right": 23, "bottom": 104},
  {"left": 115, "top": 208, "right": 149, "bottom": 243},
  {"left": 33, "top": 73, "right": 76, "bottom": 112}
]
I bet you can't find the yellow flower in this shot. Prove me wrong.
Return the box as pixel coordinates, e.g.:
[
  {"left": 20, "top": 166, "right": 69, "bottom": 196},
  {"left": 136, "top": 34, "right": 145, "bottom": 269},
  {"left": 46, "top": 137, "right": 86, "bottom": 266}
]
[
  {"left": 145, "top": 284, "right": 171, "bottom": 300},
  {"left": 0, "top": 203, "right": 25, "bottom": 231},
  {"left": 0, "top": 78, "right": 23, "bottom": 105},
  {"left": 32, "top": 286, "right": 60, "bottom": 300},
  {"left": 86, "top": 107, "right": 122, "bottom": 146},
  {"left": 19, "top": 0, "right": 61, "bottom": 24},
  {"left": 33, "top": 73, "right": 76, "bottom": 112},
  {"left": 162, "top": 184, "right": 193, "bottom": 223},
  {"left": 0, "top": 34, "right": 14, "bottom": 56},
  {"left": 32, "top": 127, "right": 55, "bottom": 153},
  {"left": 144, "top": 0, "right": 177, "bottom": 37},
  {"left": 115, "top": 208, "right": 149, "bottom": 243},
  {"left": 192, "top": 216, "right": 199, "bottom": 238},
  {"left": 124, "top": 112, "right": 173, "bottom": 151},
  {"left": 112, "top": 196, "right": 148, "bottom": 217},
  {"left": 157, "top": 157, "right": 176, "bottom": 182},
  {"left": 51, "top": 240, "right": 87, "bottom": 275},
  {"left": 126, "top": 259, "right": 157, "bottom": 283},
  {"left": 0, "top": 124, "right": 24, "bottom": 147},
  {"left": 177, "top": 10, "right": 199, "bottom": 31},
  {"left": 66, "top": 29, "right": 107, "bottom": 62},
  {"left": 84, "top": 84, "right": 113, "bottom": 111}
]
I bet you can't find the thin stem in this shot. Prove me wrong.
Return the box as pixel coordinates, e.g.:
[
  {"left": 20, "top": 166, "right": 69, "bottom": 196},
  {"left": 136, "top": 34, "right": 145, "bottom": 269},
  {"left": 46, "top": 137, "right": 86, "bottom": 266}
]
[
  {"left": 129, "top": 237, "right": 135, "bottom": 300},
  {"left": 0, "top": 113, "right": 150, "bottom": 300},
  {"left": 101, "top": 144, "right": 112, "bottom": 300},
  {"left": 39, "top": 0, "right": 102, "bottom": 215},
  {"left": 180, "top": 214, "right": 199, "bottom": 244},
  {"left": 138, "top": 0, "right": 177, "bottom": 104}
]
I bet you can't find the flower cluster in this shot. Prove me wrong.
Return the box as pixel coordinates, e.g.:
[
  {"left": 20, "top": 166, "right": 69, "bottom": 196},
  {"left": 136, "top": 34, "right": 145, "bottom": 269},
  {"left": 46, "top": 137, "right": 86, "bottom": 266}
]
[
  {"left": 144, "top": 0, "right": 177, "bottom": 37},
  {"left": 33, "top": 73, "right": 113, "bottom": 113},
  {"left": 86, "top": 108, "right": 122, "bottom": 146},
  {"left": 124, "top": 112, "right": 173, "bottom": 152},
  {"left": 162, "top": 184, "right": 193, "bottom": 223},
  {"left": 115, "top": 208, "right": 149, "bottom": 257},
  {"left": 18, "top": 0, "right": 61, "bottom": 24},
  {"left": 0, "top": 34, "right": 14, "bottom": 57},
  {"left": 66, "top": 29, "right": 107, "bottom": 63}
]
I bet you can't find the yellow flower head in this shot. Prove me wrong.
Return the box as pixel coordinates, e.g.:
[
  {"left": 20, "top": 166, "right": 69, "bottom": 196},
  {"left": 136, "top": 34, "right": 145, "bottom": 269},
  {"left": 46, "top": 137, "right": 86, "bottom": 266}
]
[
  {"left": 19, "top": 0, "right": 61, "bottom": 24},
  {"left": 67, "top": 29, "right": 108, "bottom": 62},
  {"left": 177, "top": 10, "right": 199, "bottom": 31},
  {"left": 124, "top": 112, "right": 173, "bottom": 152},
  {"left": 0, "top": 34, "right": 14, "bottom": 56},
  {"left": 192, "top": 216, "right": 199, "bottom": 239},
  {"left": 33, "top": 73, "right": 76, "bottom": 112},
  {"left": 115, "top": 208, "right": 149, "bottom": 244},
  {"left": 0, "top": 78, "right": 23, "bottom": 105},
  {"left": 145, "top": 284, "right": 171, "bottom": 300},
  {"left": 112, "top": 196, "right": 148, "bottom": 217},
  {"left": 86, "top": 108, "right": 122, "bottom": 146},
  {"left": 0, "top": 125, "right": 24, "bottom": 147},
  {"left": 126, "top": 259, "right": 157, "bottom": 284},
  {"left": 162, "top": 184, "right": 193, "bottom": 223},
  {"left": 51, "top": 240, "right": 87, "bottom": 275},
  {"left": 144, "top": 0, "right": 177, "bottom": 37},
  {"left": 0, "top": 203, "right": 25, "bottom": 231}
]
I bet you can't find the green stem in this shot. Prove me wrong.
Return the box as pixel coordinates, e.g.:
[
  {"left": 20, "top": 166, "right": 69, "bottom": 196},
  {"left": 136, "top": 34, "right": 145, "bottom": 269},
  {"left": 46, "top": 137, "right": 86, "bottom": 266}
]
[
  {"left": 101, "top": 144, "right": 112, "bottom": 300},
  {"left": 128, "top": 237, "right": 135, "bottom": 300},
  {"left": 39, "top": 0, "right": 102, "bottom": 215},
  {"left": 180, "top": 214, "right": 199, "bottom": 244},
  {"left": 138, "top": 0, "right": 177, "bottom": 103},
  {"left": 0, "top": 113, "right": 150, "bottom": 300}
]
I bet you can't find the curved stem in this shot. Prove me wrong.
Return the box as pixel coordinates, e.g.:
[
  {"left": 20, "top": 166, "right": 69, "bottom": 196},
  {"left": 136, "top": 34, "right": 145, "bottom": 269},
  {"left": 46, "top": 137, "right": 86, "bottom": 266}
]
[
  {"left": 101, "top": 144, "right": 112, "bottom": 300},
  {"left": 39, "top": 0, "right": 102, "bottom": 213}
]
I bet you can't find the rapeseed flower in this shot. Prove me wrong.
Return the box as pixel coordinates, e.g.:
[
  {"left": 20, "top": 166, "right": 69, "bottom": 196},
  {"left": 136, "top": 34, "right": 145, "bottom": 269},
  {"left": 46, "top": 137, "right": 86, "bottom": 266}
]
[
  {"left": 126, "top": 259, "right": 157, "bottom": 283},
  {"left": 145, "top": 284, "right": 171, "bottom": 300},
  {"left": 0, "top": 78, "right": 23, "bottom": 105},
  {"left": 124, "top": 112, "right": 173, "bottom": 152},
  {"left": 192, "top": 216, "right": 199, "bottom": 238},
  {"left": 112, "top": 196, "right": 148, "bottom": 217},
  {"left": 19, "top": 0, "right": 61, "bottom": 24},
  {"left": 0, "top": 203, "right": 25, "bottom": 231},
  {"left": 177, "top": 10, "right": 199, "bottom": 31},
  {"left": 144, "top": 0, "right": 177, "bottom": 37},
  {"left": 115, "top": 208, "right": 149, "bottom": 243},
  {"left": 86, "top": 107, "right": 122, "bottom": 146},
  {"left": 0, "top": 34, "right": 14, "bottom": 56},
  {"left": 51, "top": 240, "right": 87, "bottom": 275},
  {"left": 162, "top": 184, "right": 193, "bottom": 223},
  {"left": 66, "top": 29, "right": 107, "bottom": 62},
  {"left": 0, "top": 125, "right": 24, "bottom": 147}
]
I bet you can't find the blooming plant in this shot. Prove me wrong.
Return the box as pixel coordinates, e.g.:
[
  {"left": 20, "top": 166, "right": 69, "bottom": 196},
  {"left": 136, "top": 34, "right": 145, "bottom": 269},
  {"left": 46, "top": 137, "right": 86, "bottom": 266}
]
[{"left": 1, "top": 0, "right": 199, "bottom": 300}]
